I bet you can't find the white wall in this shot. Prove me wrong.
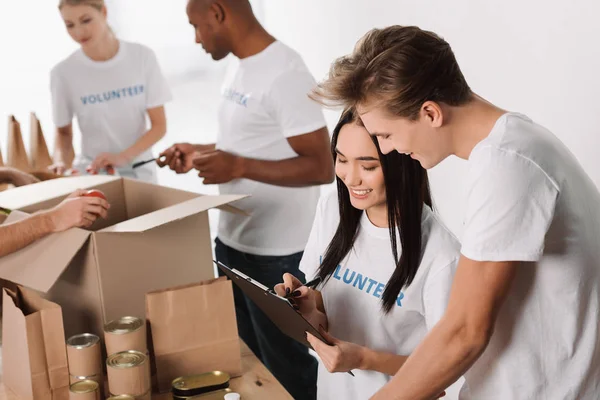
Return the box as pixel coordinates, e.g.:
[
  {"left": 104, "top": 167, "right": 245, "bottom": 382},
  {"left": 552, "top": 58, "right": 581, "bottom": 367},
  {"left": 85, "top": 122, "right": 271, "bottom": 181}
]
[
  {"left": 0, "top": 0, "right": 222, "bottom": 193},
  {"left": 262, "top": 0, "right": 600, "bottom": 236}
]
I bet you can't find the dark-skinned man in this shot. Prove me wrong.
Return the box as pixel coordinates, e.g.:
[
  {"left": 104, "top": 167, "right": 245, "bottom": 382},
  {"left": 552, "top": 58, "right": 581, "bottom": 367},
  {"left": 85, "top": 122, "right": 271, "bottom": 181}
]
[{"left": 158, "top": 1, "right": 333, "bottom": 399}]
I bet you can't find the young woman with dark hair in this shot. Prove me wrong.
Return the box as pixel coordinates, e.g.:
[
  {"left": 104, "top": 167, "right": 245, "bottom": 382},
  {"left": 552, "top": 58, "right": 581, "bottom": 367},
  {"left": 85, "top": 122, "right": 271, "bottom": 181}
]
[{"left": 275, "top": 108, "right": 460, "bottom": 400}]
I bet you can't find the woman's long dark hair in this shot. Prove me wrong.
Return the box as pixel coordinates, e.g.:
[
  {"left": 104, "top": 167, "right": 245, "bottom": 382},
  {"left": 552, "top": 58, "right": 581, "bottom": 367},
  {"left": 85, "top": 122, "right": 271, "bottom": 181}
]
[{"left": 316, "top": 108, "right": 433, "bottom": 313}]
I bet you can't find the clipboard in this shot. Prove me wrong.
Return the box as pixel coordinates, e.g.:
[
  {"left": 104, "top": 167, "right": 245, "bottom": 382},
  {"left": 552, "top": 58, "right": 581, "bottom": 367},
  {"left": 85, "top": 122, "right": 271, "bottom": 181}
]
[{"left": 214, "top": 260, "right": 332, "bottom": 350}]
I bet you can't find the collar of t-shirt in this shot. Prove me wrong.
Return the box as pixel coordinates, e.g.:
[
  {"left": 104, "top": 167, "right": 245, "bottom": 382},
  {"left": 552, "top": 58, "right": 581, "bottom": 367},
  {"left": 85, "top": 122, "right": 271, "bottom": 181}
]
[
  {"left": 359, "top": 206, "right": 433, "bottom": 240},
  {"left": 237, "top": 40, "right": 282, "bottom": 67},
  {"left": 75, "top": 40, "right": 127, "bottom": 69}
]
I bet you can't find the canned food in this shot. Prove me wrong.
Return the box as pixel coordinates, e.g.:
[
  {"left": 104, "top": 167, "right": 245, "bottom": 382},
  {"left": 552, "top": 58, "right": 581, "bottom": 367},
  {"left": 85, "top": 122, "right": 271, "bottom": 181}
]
[
  {"left": 107, "top": 350, "right": 151, "bottom": 397},
  {"left": 104, "top": 316, "right": 147, "bottom": 355},
  {"left": 69, "top": 374, "right": 104, "bottom": 398},
  {"left": 172, "top": 371, "right": 230, "bottom": 397},
  {"left": 66, "top": 334, "right": 103, "bottom": 377},
  {"left": 172, "top": 388, "right": 232, "bottom": 400},
  {"left": 107, "top": 392, "right": 149, "bottom": 400},
  {"left": 69, "top": 374, "right": 103, "bottom": 385},
  {"left": 69, "top": 379, "right": 99, "bottom": 400}
]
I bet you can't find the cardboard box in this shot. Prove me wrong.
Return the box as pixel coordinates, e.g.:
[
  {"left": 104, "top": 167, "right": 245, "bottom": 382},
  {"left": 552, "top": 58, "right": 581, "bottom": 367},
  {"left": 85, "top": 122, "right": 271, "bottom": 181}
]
[
  {"left": 0, "top": 175, "right": 247, "bottom": 338},
  {"left": 29, "top": 112, "right": 54, "bottom": 171}
]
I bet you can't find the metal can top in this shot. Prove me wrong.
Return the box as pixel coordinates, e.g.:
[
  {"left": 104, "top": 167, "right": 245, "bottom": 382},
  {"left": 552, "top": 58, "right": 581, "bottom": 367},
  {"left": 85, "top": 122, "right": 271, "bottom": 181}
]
[
  {"left": 66, "top": 333, "right": 100, "bottom": 349},
  {"left": 106, "top": 350, "right": 147, "bottom": 369},
  {"left": 172, "top": 371, "right": 230, "bottom": 394},
  {"left": 70, "top": 373, "right": 101, "bottom": 379},
  {"left": 106, "top": 396, "right": 135, "bottom": 400},
  {"left": 104, "top": 316, "right": 144, "bottom": 334},
  {"left": 69, "top": 380, "right": 99, "bottom": 394}
]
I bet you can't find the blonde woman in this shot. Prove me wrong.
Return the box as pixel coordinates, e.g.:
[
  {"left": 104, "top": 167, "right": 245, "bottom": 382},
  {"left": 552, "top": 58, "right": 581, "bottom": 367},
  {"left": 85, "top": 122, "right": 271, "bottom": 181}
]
[{"left": 50, "top": 0, "right": 172, "bottom": 182}]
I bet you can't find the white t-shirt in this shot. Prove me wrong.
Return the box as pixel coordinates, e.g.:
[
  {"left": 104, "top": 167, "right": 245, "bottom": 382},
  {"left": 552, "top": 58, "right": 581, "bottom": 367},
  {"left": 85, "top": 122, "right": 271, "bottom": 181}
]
[
  {"left": 459, "top": 113, "right": 600, "bottom": 399},
  {"left": 216, "top": 41, "right": 327, "bottom": 256},
  {"left": 300, "top": 189, "right": 460, "bottom": 400},
  {"left": 50, "top": 41, "right": 172, "bottom": 182}
]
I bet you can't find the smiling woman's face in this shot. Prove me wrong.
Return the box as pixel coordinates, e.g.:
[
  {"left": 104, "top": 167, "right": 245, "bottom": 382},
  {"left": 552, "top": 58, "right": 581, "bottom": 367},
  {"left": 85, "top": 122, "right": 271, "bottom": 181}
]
[{"left": 335, "top": 122, "right": 386, "bottom": 211}]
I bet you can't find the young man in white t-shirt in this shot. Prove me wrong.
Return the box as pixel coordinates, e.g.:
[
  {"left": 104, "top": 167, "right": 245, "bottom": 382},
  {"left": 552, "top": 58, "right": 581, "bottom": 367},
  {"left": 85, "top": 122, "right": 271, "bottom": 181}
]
[
  {"left": 158, "top": 1, "right": 334, "bottom": 399},
  {"left": 314, "top": 26, "right": 600, "bottom": 400}
]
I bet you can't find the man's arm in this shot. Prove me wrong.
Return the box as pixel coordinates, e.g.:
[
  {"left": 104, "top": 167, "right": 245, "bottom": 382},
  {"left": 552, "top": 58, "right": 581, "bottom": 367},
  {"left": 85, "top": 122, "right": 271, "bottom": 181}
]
[
  {"left": 0, "top": 167, "right": 40, "bottom": 187},
  {"left": 192, "top": 127, "right": 335, "bottom": 186},
  {"left": 236, "top": 127, "right": 334, "bottom": 186},
  {"left": 0, "top": 212, "right": 55, "bottom": 257},
  {"left": 0, "top": 191, "right": 110, "bottom": 258},
  {"left": 371, "top": 256, "right": 517, "bottom": 400}
]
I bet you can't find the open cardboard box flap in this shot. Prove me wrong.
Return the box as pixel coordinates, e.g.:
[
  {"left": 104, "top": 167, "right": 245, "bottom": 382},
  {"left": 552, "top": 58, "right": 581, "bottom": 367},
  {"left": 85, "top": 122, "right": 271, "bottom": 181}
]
[
  {"left": 101, "top": 193, "right": 247, "bottom": 233},
  {"left": 0, "top": 175, "right": 118, "bottom": 210},
  {"left": 1, "top": 211, "right": 91, "bottom": 293},
  {"left": 0, "top": 176, "right": 248, "bottom": 295}
]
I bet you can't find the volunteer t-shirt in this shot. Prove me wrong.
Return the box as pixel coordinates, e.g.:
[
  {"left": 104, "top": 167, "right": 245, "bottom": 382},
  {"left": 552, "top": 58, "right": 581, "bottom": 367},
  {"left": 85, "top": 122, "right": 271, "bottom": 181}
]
[
  {"left": 459, "top": 113, "right": 600, "bottom": 399},
  {"left": 216, "top": 41, "right": 327, "bottom": 256},
  {"left": 300, "top": 189, "right": 460, "bottom": 400},
  {"left": 50, "top": 40, "right": 172, "bottom": 182}
]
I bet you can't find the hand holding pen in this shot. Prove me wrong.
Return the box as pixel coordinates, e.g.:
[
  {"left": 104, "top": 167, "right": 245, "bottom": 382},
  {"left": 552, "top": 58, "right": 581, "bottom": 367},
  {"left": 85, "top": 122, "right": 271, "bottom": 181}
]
[{"left": 274, "top": 273, "right": 356, "bottom": 377}]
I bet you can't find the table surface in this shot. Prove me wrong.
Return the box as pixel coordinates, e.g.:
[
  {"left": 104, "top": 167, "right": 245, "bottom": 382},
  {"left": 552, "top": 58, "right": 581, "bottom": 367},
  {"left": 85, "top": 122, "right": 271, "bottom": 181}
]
[{"left": 0, "top": 317, "right": 292, "bottom": 400}]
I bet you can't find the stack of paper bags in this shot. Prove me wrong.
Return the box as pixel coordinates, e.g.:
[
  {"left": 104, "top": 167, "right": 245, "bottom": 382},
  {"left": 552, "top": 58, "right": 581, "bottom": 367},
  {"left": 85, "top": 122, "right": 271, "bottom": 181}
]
[
  {"left": 0, "top": 141, "right": 8, "bottom": 192},
  {"left": 29, "top": 112, "right": 54, "bottom": 171},
  {"left": 7, "top": 115, "right": 30, "bottom": 172},
  {"left": 6, "top": 115, "right": 60, "bottom": 182}
]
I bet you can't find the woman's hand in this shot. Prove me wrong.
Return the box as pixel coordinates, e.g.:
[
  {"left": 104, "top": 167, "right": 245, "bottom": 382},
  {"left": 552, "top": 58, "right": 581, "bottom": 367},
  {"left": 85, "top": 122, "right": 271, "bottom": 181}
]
[
  {"left": 8, "top": 169, "right": 41, "bottom": 187},
  {"left": 48, "top": 161, "right": 68, "bottom": 175},
  {"left": 274, "top": 273, "right": 328, "bottom": 329},
  {"left": 274, "top": 273, "right": 319, "bottom": 314},
  {"left": 87, "top": 153, "right": 126, "bottom": 174},
  {"left": 306, "top": 328, "right": 366, "bottom": 373}
]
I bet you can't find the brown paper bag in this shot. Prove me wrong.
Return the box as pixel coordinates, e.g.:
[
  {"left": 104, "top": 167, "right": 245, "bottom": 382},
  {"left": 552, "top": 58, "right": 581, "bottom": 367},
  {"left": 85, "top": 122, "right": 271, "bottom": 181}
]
[
  {"left": 7, "top": 115, "right": 30, "bottom": 172},
  {"left": 0, "top": 151, "right": 8, "bottom": 191},
  {"left": 2, "top": 286, "right": 70, "bottom": 400},
  {"left": 146, "top": 277, "right": 242, "bottom": 393},
  {"left": 29, "top": 112, "right": 54, "bottom": 170}
]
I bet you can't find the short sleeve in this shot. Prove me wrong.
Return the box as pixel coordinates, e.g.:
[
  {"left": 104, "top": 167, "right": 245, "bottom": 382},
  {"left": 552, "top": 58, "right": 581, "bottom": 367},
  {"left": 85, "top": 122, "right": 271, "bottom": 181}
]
[
  {"left": 267, "top": 68, "right": 326, "bottom": 138},
  {"left": 299, "top": 194, "right": 327, "bottom": 280},
  {"left": 144, "top": 49, "right": 172, "bottom": 109},
  {"left": 460, "top": 146, "right": 559, "bottom": 262},
  {"left": 423, "top": 259, "right": 458, "bottom": 331},
  {"left": 50, "top": 67, "right": 73, "bottom": 128}
]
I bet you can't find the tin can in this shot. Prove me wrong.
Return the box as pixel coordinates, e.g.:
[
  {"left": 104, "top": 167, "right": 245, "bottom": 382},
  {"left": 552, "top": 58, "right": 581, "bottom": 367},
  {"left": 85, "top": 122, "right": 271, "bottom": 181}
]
[
  {"left": 172, "top": 388, "right": 232, "bottom": 400},
  {"left": 108, "top": 390, "right": 150, "bottom": 400},
  {"left": 171, "top": 371, "right": 230, "bottom": 397},
  {"left": 66, "top": 334, "right": 103, "bottom": 377},
  {"left": 69, "top": 379, "right": 100, "bottom": 400},
  {"left": 69, "top": 373, "right": 103, "bottom": 385},
  {"left": 69, "top": 374, "right": 104, "bottom": 398},
  {"left": 107, "top": 350, "right": 151, "bottom": 397},
  {"left": 104, "top": 316, "right": 147, "bottom": 355}
]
